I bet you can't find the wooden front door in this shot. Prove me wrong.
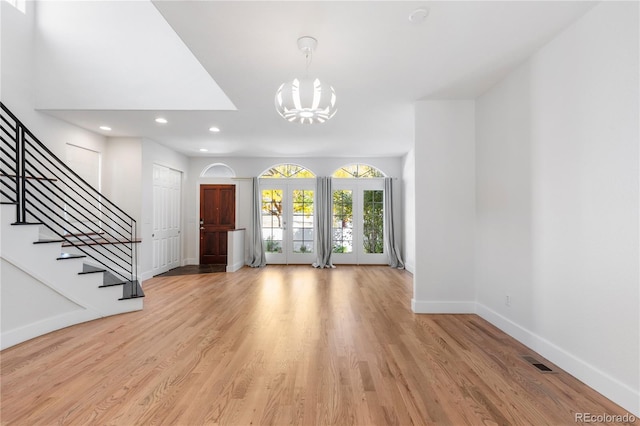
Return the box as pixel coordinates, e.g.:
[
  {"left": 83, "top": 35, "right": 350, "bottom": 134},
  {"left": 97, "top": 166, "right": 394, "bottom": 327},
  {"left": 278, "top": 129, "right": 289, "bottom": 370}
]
[{"left": 200, "top": 185, "right": 235, "bottom": 265}]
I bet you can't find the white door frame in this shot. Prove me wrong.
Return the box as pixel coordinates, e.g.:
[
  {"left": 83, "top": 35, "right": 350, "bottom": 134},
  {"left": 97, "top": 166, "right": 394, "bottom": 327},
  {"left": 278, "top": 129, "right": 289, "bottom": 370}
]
[
  {"left": 332, "top": 178, "right": 387, "bottom": 265},
  {"left": 260, "top": 179, "right": 315, "bottom": 265}
]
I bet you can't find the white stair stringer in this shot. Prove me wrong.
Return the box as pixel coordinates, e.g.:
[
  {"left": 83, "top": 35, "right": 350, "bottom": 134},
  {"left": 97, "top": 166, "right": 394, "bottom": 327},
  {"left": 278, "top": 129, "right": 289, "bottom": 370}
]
[{"left": 0, "top": 204, "right": 143, "bottom": 350}]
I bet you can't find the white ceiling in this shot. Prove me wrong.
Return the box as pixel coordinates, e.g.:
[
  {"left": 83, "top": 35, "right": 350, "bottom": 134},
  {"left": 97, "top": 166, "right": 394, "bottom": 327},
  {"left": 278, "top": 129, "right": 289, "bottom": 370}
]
[{"left": 38, "top": 1, "right": 597, "bottom": 158}]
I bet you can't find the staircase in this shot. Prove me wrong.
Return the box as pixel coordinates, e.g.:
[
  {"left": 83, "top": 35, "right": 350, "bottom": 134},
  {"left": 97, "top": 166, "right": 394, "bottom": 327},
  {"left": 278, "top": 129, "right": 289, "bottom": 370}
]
[{"left": 0, "top": 103, "right": 143, "bottom": 349}]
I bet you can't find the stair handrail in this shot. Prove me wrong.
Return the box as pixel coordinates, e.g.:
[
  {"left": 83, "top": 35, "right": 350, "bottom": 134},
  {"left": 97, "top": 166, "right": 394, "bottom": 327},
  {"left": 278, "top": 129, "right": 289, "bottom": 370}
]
[{"left": 0, "top": 102, "right": 139, "bottom": 295}]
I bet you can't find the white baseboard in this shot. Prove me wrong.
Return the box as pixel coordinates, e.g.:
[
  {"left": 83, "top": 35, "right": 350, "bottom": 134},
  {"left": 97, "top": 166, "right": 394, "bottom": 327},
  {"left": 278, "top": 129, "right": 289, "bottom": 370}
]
[
  {"left": 476, "top": 303, "right": 640, "bottom": 417},
  {"left": 226, "top": 261, "right": 245, "bottom": 273},
  {"left": 404, "top": 262, "right": 415, "bottom": 274},
  {"left": 140, "top": 270, "right": 154, "bottom": 282},
  {"left": 1, "top": 309, "right": 99, "bottom": 350},
  {"left": 184, "top": 258, "right": 198, "bottom": 266},
  {"left": 411, "top": 299, "right": 476, "bottom": 314}
]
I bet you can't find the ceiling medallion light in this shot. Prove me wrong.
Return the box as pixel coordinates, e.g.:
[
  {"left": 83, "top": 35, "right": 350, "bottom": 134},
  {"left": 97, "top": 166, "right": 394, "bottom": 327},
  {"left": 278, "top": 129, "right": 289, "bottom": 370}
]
[{"left": 275, "top": 36, "right": 337, "bottom": 124}]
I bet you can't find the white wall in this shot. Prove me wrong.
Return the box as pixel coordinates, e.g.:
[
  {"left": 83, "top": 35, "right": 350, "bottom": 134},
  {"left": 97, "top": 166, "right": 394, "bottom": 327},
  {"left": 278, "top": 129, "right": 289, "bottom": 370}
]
[
  {"left": 103, "top": 138, "right": 143, "bottom": 223},
  {"left": 1, "top": 258, "right": 83, "bottom": 332},
  {"left": 475, "top": 66, "right": 535, "bottom": 328},
  {"left": 402, "top": 148, "right": 415, "bottom": 273},
  {"left": 1, "top": 1, "right": 107, "bottom": 161},
  {"left": 475, "top": 1, "right": 639, "bottom": 415},
  {"left": 188, "top": 156, "right": 403, "bottom": 180},
  {"left": 33, "top": 0, "right": 233, "bottom": 111},
  {"left": 413, "top": 100, "right": 476, "bottom": 313}
]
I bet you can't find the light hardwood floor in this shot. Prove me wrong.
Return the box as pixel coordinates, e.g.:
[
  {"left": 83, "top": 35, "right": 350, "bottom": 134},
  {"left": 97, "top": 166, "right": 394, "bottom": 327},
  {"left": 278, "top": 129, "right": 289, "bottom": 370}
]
[{"left": 1, "top": 266, "right": 634, "bottom": 425}]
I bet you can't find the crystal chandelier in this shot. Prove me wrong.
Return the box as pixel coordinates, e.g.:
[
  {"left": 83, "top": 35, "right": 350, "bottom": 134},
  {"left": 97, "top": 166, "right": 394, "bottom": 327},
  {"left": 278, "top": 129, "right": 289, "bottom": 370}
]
[{"left": 275, "top": 36, "right": 337, "bottom": 124}]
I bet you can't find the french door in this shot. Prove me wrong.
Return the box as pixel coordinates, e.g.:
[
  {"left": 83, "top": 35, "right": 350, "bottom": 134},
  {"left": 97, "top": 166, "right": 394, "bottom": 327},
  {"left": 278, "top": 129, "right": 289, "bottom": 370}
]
[
  {"left": 332, "top": 180, "right": 386, "bottom": 265},
  {"left": 261, "top": 180, "right": 315, "bottom": 264}
]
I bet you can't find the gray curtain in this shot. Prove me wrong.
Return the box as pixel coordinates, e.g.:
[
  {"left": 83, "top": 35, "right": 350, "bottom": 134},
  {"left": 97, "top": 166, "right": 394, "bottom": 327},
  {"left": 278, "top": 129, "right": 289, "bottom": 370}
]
[
  {"left": 248, "top": 177, "right": 266, "bottom": 267},
  {"left": 312, "top": 177, "right": 335, "bottom": 268},
  {"left": 384, "top": 177, "right": 404, "bottom": 269}
]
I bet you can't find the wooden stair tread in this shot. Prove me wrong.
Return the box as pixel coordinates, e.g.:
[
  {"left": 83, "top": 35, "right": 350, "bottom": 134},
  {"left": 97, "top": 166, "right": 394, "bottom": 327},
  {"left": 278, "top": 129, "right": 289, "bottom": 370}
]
[
  {"left": 63, "top": 238, "right": 142, "bottom": 247},
  {"left": 57, "top": 253, "right": 86, "bottom": 260},
  {"left": 11, "top": 222, "right": 43, "bottom": 226},
  {"left": 34, "top": 239, "right": 65, "bottom": 244},
  {"left": 64, "top": 232, "right": 105, "bottom": 237},
  {"left": 0, "top": 173, "right": 57, "bottom": 182}
]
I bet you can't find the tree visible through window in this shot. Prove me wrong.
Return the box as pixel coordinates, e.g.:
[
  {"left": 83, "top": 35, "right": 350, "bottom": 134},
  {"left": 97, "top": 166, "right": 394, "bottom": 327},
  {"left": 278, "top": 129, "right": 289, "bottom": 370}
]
[
  {"left": 332, "top": 164, "right": 385, "bottom": 257},
  {"left": 261, "top": 164, "right": 315, "bottom": 179},
  {"left": 332, "top": 190, "right": 353, "bottom": 253},
  {"left": 260, "top": 164, "right": 316, "bottom": 257},
  {"left": 332, "top": 164, "right": 384, "bottom": 179},
  {"left": 363, "top": 190, "right": 384, "bottom": 253},
  {"left": 262, "top": 189, "right": 283, "bottom": 253},
  {"left": 292, "top": 190, "right": 314, "bottom": 253}
]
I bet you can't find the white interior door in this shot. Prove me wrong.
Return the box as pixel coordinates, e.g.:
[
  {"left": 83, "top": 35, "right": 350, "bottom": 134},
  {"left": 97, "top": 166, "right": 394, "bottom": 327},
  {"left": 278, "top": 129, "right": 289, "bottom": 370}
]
[
  {"left": 152, "top": 164, "right": 182, "bottom": 275},
  {"left": 261, "top": 180, "right": 315, "bottom": 264}
]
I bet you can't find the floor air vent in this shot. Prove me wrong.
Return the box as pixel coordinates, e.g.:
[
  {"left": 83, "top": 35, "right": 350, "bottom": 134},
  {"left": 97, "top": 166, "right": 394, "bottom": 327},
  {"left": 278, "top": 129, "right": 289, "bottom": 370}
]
[{"left": 521, "top": 355, "right": 555, "bottom": 373}]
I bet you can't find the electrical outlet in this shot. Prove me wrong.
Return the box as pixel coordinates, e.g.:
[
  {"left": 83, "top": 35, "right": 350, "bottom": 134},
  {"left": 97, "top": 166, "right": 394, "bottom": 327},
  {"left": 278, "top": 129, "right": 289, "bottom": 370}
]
[{"left": 505, "top": 295, "right": 511, "bottom": 307}]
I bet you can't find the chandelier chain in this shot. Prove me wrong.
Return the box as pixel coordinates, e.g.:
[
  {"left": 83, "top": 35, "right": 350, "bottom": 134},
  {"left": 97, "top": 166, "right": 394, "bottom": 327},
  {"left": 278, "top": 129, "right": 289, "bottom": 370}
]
[{"left": 304, "top": 51, "right": 312, "bottom": 78}]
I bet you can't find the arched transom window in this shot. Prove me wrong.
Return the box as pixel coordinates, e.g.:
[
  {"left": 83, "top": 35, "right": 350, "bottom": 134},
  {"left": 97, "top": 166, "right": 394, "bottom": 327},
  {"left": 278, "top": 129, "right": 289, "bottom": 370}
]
[
  {"left": 332, "top": 164, "right": 385, "bottom": 178},
  {"left": 201, "top": 163, "right": 236, "bottom": 178},
  {"left": 261, "top": 164, "right": 315, "bottom": 178}
]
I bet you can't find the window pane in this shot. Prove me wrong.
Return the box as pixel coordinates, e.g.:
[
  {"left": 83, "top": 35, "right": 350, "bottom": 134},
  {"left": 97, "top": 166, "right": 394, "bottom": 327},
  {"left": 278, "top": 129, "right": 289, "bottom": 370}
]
[
  {"left": 262, "top": 189, "right": 283, "bottom": 253},
  {"left": 261, "top": 164, "right": 315, "bottom": 178},
  {"left": 363, "top": 190, "right": 384, "bottom": 254},
  {"left": 332, "top": 189, "right": 353, "bottom": 253},
  {"left": 332, "top": 164, "right": 385, "bottom": 178},
  {"left": 292, "top": 189, "right": 314, "bottom": 253}
]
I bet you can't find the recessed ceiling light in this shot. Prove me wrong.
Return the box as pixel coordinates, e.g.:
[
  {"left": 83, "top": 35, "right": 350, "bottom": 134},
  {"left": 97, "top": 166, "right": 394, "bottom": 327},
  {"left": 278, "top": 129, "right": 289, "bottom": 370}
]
[
  {"left": 209, "top": 126, "right": 220, "bottom": 133},
  {"left": 155, "top": 117, "right": 168, "bottom": 124},
  {"left": 409, "top": 7, "right": 429, "bottom": 24},
  {"left": 99, "top": 126, "right": 112, "bottom": 131},
  {"left": 199, "top": 148, "right": 209, "bottom": 152}
]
